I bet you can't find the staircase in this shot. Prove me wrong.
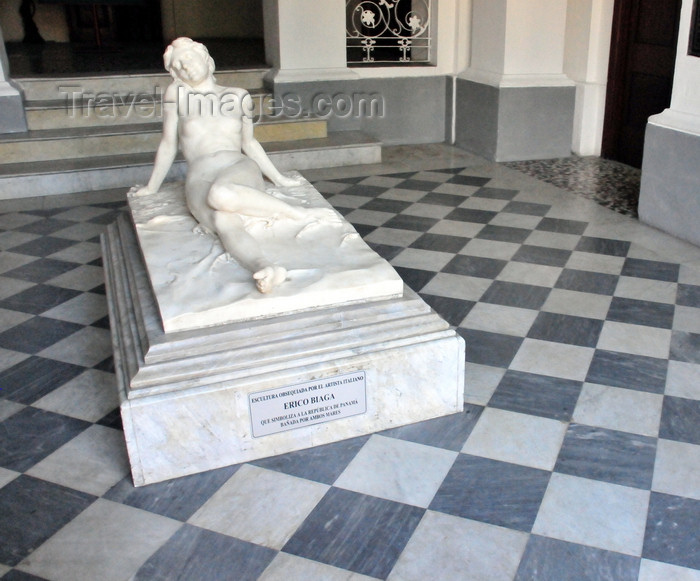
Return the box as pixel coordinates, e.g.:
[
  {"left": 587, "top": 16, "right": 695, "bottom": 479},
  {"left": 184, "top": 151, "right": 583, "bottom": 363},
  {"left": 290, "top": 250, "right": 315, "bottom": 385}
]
[{"left": 0, "top": 69, "right": 381, "bottom": 200}]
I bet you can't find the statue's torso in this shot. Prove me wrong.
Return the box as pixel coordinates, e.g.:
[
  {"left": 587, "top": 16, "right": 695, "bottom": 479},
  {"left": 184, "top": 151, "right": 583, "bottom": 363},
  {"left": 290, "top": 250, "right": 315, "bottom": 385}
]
[{"left": 175, "top": 84, "right": 250, "bottom": 162}]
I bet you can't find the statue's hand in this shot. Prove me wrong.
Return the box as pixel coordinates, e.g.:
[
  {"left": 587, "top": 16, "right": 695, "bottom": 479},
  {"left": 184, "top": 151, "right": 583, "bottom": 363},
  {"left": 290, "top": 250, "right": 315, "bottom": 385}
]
[
  {"left": 273, "top": 173, "right": 305, "bottom": 188},
  {"left": 129, "top": 185, "right": 156, "bottom": 197}
]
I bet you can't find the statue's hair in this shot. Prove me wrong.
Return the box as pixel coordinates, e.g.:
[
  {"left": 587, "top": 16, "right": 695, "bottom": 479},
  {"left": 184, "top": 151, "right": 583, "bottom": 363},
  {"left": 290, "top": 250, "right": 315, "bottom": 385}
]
[{"left": 163, "top": 37, "right": 215, "bottom": 79}]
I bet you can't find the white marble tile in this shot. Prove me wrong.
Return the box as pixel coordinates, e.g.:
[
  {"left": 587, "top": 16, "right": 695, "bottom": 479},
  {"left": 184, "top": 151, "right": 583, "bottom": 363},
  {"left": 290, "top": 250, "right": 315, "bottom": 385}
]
[
  {"left": 462, "top": 408, "right": 567, "bottom": 470},
  {"left": 652, "top": 439, "right": 700, "bottom": 501},
  {"left": 364, "top": 227, "right": 422, "bottom": 248},
  {"left": 379, "top": 188, "right": 437, "bottom": 203},
  {"left": 0, "top": 276, "right": 34, "bottom": 300},
  {"left": 42, "top": 292, "right": 108, "bottom": 325},
  {"left": 0, "top": 398, "right": 25, "bottom": 422},
  {"left": 674, "top": 306, "right": 700, "bottom": 334},
  {"left": 0, "top": 230, "right": 40, "bottom": 251},
  {"left": 345, "top": 208, "right": 395, "bottom": 227},
  {"left": 463, "top": 363, "right": 505, "bottom": 406},
  {"left": 390, "top": 248, "right": 454, "bottom": 272},
  {"left": 0, "top": 308, "right": 32, "bottom": 333},
  {"left": 327, "top": 193, "right": 373, "bottom": 209},
  {"left": 666, "top": 361, "right": 700, "bottom": 401},
  {"left": 387, "top": 510, "right": 528, "bottom": 581},
  {"left": 432, "top": 182, "right": 481, "bottom": 196},
  {"left": 334, "top": 434, "right": 457, "bottom": 508},
  {"left": 542, "top": 288, "right": 612, "bottom": 320},
  {"left": 0, "top": 467, "right": 20, "bottom": 489},
  {"left": 496, "top": 262, "right": 562, "bottom": 288},
  {"left": 597, "top": 321, "right": 672, "bottom": 359},
  {"left": 459, "top": 238, "right": 520, "bottom": 260},
  {"left": 47, "top": 264, "right": 106, "bottom": 291},
  {"left": 678, "top": 265, "right": 700, "bottom": 286},
  {"left": 428, "top": 219, "right": 485, "bottom": 238},
  {"left": 26, "top": 425, "right": 130, "bottom": 496},
  {"left": 48, "top": 241, "right": 103, "bottom": 264},
  {"left": 0, "top": 252, "right": 37, "bottom": 275},
  {"left": 458, "top": 196, "right": 509, "bottom": 212},
  {"left": 615, "top": 276, "right": 678, "bottom": 304},
  {"left": 565, "top": 251, "right": 626, "bottom": 275},
  {"left": 0, "top": 348, "right": 30, "bottom": 377},
  {"left": 533, "top": 473, "right": 650, "bottom": 556},
  {"left": 510, "top": 339, "right": 595, "bottom": 382},
  {"left": 420, "top": 272, "right": 492, "bottom": 301},
  {"left": 38, "top": 326, "right": 113, "bottom": 367},
  {"left": 401, "top": 202, "right": 454, "bottom": 219},
  {"left": 460, "top": 302, "right": 538, "bottom": 337},
  {"left": 52, "top": 221, "right": 113, "bottom": 242},
  {"left": 33, "top": 369, "right": 119, "bottom": 422},
  {"left": 259, "top": 552, "right": 378, "bottom": 581},
  {"left": 524, "top": 230, "right": 581, "bottom": 250},
  {"left": 489, "top": 212, "right": 542, "bottom": 230},
  {"left": 189, "top": 464, "right": 328, "bottom": 549},
  {"left": 17, "top": 499, "right": 181, "bottom": 581},
  {"left": 639, "top": 559, "right": 700, "bottom": 581},
  {"left": 0, "top": 565, "right": 10, "bottom": 577},
  {"left": 52, "top": 206, "right": 114, "bottom": 222},
  {"left": 572, "top": 383, "right": 663, "bottom": 437}
]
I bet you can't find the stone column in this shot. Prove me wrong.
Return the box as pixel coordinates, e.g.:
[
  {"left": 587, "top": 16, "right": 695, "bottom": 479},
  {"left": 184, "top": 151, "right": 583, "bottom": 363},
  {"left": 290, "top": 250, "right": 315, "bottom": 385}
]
[
  {"left": 564, "top": 0, "right": 614, "bottom": 156},
  {"left": 454, "top": 0, "right": 575, "bottom": 161},
  {"left": 262, "top": 0, "right": 357, "bottom": 83},
  {"left": 638, "top": 0, "right": 700, "bottom": 247},
  {"left": 0, "top": 25, "right": 28, "bottom": 134}
]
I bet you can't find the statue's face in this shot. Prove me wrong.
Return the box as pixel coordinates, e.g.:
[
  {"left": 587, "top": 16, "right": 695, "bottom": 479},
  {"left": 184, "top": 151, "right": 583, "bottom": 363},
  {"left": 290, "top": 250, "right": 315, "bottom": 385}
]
[{"left": 169, "top": 47, "right": 210, "bottom": 86}]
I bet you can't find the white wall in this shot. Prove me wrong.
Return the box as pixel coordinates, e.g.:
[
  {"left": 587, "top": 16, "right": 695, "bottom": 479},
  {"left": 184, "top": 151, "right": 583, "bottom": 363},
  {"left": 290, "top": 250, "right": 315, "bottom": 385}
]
[
  {"left": 564, "top": 0, "right": 614, "bottom": 156},
  {"left": 670, "top": 0, "right": 700, "bottom": 119}
]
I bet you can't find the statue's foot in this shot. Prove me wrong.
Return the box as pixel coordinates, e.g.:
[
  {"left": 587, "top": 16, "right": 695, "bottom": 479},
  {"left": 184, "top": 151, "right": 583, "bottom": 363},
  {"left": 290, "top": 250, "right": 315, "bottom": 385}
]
[{"left": 253, "top": 265, "right": 287, "bottom": 293}]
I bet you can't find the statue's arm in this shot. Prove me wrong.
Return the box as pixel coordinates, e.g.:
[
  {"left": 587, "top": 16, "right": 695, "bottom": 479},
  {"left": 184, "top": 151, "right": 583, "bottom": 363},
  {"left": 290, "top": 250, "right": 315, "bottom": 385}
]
[
  {"left": 239, "top": 94, "right": 303, "bottom": 188},
  {"left": 133, "top": 86, "right": 179, "bottom": 196}
]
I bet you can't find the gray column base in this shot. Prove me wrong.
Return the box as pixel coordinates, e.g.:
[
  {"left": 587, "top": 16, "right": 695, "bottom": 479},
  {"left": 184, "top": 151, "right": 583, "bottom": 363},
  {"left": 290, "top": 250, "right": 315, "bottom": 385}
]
[
  {"left": 0, "top": 82, "right": 28, "bottom": 134},
  {"left": 639, "top": 122, "right": 700, "bottom": 247},
  {"left": 454, "top": 78, "right": 575, "bottom": 161}
]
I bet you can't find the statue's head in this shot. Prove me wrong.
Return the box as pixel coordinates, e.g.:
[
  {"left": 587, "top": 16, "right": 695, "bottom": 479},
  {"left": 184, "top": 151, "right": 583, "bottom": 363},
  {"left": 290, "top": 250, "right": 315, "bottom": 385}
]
[{"left": 163, "top": 37, "right": 216, "bottom": 82}]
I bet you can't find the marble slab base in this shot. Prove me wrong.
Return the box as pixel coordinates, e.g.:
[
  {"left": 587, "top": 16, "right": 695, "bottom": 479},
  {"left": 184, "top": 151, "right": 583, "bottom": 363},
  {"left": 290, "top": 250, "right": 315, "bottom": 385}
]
[
  {"left": 102, "top": 214, "right": 464, "bottom": 487},
  {"left": 128, "top": 174, "right": 403, "bottom": 332}
]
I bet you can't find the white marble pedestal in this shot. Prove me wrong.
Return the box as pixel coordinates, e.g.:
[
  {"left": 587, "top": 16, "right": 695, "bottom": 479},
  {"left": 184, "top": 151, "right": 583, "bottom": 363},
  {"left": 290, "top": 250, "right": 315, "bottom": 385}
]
[{"left": 102, "top": 208, "right": 465, "bottom": 487}]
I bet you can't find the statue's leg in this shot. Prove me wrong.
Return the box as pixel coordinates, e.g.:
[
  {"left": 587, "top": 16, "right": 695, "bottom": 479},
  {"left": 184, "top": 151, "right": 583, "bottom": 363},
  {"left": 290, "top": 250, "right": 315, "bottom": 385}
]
[
  {"left": 186, "top": 160, "right": 287, "bottom": 293},
  {"left": 207, "top": 158, "right": 307, "bottom": 221},
  {"left": 211, "top": 211, "right": 286, "bottom": 293}
]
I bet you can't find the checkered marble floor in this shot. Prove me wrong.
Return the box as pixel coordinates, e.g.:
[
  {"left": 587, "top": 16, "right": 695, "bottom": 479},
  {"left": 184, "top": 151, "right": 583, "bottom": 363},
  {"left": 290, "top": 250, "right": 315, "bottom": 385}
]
[{"left": 1, "top": 147, "right": 700, "bottom": 580}]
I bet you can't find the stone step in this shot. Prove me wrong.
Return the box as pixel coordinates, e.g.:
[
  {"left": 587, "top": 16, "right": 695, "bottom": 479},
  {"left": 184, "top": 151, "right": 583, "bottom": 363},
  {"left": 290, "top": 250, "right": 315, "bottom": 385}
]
[
  {"left": 24, "top": 89, "right": 274, "bottom": 131},
  {"left": 0, "top": 116, "right": 328, "bottom": 163},
  {"left": 0, "top": 131, "right": 382, "bottom": 199},
  {"left": 14, "top": 69, "right": 268, "bottom": 101}
]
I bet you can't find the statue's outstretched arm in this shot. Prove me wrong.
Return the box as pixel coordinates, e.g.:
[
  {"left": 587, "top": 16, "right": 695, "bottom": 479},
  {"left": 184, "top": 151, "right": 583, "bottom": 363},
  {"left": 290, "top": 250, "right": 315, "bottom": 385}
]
[
  {"left": 239, "top": 94, "right": 303, "bottom": 188},
  {"left": 134, "top": 85, "right": 179, "bottom": 196}
]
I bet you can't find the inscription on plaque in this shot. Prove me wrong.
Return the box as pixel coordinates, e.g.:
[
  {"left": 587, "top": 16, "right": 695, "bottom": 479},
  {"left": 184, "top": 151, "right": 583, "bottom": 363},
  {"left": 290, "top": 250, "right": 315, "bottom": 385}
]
[{"left": 249, "top": 371, "right": 367, "bottom": 437}]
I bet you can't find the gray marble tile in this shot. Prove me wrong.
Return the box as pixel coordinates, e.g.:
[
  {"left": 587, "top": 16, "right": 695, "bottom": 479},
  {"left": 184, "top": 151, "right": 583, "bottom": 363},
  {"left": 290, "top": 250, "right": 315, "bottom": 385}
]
[
  {"left": 489, "top": 370, "right": 582, "bottom": 421},
  {"left": 515, "top": 535, "right": 640, "bottom": 581},
  {"left": 283, "top": 487, "right": 424, "bottom": 579},
  {"left": 585, "top": 349, "right": 667, "bottom": 393},
  {"left": 659, "top": 396, "right": 700, "bottom": 445},
  {"left": 135, "top": 524, "right": 277, "bottom": 581},
  {"left": 0, "top": 475, "right": 95, "bottom": 566},
  {"left": 643, "top": 493, "right": 700, "bottom": 570},
  {"left": 554, "top": 423, "right": 657, "bottom": 489},
  {"left": 430, "top": 454, "right": 551, "bottom": 532}
]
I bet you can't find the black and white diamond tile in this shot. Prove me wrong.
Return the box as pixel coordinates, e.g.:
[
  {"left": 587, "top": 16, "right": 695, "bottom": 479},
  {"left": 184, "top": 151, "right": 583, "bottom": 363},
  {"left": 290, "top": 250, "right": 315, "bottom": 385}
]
[{"left": 1, "top": 160, "right": 700, "bottom": 580}]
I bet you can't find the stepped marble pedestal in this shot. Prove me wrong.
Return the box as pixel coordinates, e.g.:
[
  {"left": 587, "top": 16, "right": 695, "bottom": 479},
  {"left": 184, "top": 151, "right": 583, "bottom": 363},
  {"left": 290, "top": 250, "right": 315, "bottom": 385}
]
[{"left": 102, "top": 180, "right": 465, "bottom": 486}]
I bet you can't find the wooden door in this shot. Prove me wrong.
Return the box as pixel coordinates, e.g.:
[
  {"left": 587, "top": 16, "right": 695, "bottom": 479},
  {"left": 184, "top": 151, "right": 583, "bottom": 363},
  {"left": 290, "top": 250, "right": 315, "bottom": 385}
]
[{"left": 602, "top": 0, "right": 682, "bottom": 168}]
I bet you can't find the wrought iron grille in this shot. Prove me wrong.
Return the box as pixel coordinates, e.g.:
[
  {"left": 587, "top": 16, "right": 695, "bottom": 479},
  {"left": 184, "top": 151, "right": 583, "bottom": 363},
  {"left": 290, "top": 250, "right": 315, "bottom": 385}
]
[{"left": 346, "top": 0, "right": 432, "bottom": 65}]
